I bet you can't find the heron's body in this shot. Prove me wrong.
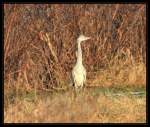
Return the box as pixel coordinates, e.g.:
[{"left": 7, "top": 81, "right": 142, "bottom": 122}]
[
  {"left": 72, "top": 61, "right": 86, "bottom": 89},
  {"left": 71, "top": 35, "right": 90, "bottom": 91}
]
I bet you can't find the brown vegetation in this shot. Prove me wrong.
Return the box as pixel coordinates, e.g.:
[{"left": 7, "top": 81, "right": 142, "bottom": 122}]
[
  {"left": 4, "top": 87, "right": 146, "bottom": 123},
  {"left": 4, "top": 4, "right": 146, "bottom": 123}
]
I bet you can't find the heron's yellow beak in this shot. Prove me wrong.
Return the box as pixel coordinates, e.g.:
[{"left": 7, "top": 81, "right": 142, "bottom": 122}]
[{"left": 85, "top": 37, "right": 91, "bottom": 40}]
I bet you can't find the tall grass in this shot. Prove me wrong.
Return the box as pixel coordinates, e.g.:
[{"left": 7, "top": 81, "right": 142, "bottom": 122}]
[
  {"left": 4, "top": 4, "right": 146, "bottom": 90},
  {"left": 4, "top": 4, "right": 146, "bottom": 123}
]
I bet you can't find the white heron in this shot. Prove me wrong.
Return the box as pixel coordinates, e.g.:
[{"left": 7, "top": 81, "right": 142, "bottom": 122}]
[{"left": 71, "top": 35, "right": 91, "bottom": 92}]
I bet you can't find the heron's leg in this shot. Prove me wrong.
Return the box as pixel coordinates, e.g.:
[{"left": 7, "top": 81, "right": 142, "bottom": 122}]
[
  {"left": 79, "top": 84, "right": 85, "bottom": 96},
  {"left": 74, "top": 85, "right": 80, "bottom": 97},
  {"left": 75, "top": 85, "right": 84, "bottom": 96},
  {"left": 83, "top": 83, "right": 86, "bottom": 92},
  {"left": 72, "top": 85, "right": 77, "bottom": 99},
  {"left": 71, "top": 86, "right": 76, "bottom": 102}
]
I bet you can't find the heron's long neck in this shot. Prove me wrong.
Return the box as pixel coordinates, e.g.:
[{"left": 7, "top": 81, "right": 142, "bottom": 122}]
[{"left": 76, "top": 41, "right": 83, "bottom": 65}]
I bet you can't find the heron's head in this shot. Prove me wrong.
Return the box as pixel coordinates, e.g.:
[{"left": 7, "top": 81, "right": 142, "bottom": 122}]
[{"left": 77, "top": 35, "right": 91, "bottom": 43}]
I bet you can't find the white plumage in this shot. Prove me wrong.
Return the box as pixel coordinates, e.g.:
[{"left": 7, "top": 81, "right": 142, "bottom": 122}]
[
  {"left": 71, "top": 35, "right": 90, "bottom": 91},
  {"left": 72, "top": 61, "right": 86, "bottom": 89}
]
